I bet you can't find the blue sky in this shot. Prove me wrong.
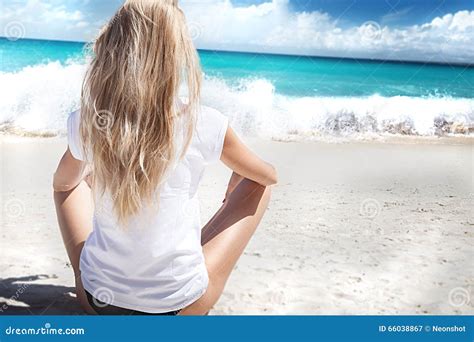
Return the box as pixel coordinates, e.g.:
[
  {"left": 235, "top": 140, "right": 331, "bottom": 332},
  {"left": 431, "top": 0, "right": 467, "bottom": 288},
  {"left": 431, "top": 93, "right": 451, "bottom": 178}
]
[
  {"left": 242, "top": 0, "right": 474, "bottom": 26},
  {"left": 1, "top": 0, "right": 473, "bottom": 63}
]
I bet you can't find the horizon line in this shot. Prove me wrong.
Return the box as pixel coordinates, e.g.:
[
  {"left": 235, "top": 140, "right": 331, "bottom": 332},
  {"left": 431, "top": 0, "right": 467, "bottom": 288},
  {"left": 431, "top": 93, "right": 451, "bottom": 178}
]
[{"left": 1, "top": 36, "right": 472, "bottom": 68}]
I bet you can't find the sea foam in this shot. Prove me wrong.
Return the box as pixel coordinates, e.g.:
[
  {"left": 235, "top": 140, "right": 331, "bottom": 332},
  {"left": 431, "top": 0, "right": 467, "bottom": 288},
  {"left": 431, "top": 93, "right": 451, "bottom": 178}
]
[{"left": 1, "top": 61, "right": 473, "bottom": 140}]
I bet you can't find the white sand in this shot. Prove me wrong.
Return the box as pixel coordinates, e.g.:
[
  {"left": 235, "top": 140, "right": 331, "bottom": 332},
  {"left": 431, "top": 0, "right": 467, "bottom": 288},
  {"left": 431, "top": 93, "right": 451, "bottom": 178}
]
[{"left": 0, "top": 136, "right": 472, "bottom": 315}]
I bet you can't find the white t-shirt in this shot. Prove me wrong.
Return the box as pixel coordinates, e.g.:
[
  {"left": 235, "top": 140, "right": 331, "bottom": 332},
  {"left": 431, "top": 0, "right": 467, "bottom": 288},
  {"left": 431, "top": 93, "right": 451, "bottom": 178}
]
[{"left": 67, "top": 105, "right": 228, "bottom": 313}]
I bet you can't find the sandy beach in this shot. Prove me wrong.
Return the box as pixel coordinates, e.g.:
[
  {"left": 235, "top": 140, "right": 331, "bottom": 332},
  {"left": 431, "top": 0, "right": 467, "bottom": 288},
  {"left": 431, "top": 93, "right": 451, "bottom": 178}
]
[{"left": 0, "top": 136, "right": 472, "bottom": 315}]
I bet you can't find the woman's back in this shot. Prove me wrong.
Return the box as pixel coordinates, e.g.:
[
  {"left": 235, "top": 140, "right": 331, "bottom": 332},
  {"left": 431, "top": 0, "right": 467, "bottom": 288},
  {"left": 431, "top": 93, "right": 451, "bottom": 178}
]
[
  {"left": 53, "top": 0, "right": 276, "bottom": 316},
  {"left": 68, "top": 105, "right": 228, "bottom": 313}
]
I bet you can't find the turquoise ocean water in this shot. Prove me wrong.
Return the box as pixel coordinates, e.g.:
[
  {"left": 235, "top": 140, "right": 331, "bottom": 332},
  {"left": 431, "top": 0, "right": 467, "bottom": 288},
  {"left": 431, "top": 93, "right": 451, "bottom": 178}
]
[{"left": 1, "top": 38, "right": 473, "bottom": 139}]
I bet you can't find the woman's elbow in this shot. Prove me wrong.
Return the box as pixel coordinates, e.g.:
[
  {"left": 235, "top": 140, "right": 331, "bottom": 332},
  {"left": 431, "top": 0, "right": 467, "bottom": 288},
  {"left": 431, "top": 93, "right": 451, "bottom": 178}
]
[
  {"left": 264, "top": 165, "right": 278, "bottom": 186},
  {"left": 53, "top": 183, "right": 74, "bottom": 193},
  {"left": 53, "top": 149, "right": 87, "bottom": 192},
  {"left": 53, "top": 173, "right": 76, "bottom": 193}
]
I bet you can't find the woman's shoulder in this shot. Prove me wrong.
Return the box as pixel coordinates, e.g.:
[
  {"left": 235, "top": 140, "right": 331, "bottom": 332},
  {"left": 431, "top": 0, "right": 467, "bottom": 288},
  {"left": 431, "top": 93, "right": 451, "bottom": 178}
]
[
  {"left": 196, "top": 105, "right": 228, "bottom": 130},
  {"left": 199, "top": 104, "right": 221, "bottom": 116},
  {"left": 191, "top": 105, "right": 229, "bottom": 164},
  {"left": 68, "top": 109, "right": 81, "bottom": 124},
  {"left": 66, "top": 109, "right": 85, "bottom": 161}
]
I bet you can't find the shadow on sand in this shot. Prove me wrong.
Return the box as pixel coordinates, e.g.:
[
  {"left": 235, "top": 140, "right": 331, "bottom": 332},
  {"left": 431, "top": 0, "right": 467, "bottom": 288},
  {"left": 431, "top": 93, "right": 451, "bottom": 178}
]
[{"left": 0, "top": 275, "right": 83, "bottom": 315}]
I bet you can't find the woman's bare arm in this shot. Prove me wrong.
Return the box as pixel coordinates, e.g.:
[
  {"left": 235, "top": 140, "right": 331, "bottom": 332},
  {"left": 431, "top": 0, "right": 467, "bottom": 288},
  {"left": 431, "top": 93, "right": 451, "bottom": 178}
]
[
  {"left": 221, "top": 126, "right": 278, "bottom": 186},
  {"left": 53, "top": 149, "right": 87, "bottom": 192},
  {"left": 53, "top": 148, "right": 95, "bottom": 313},
  {"left": 53, "top": 148, "right": 91, "bottom": 272}
]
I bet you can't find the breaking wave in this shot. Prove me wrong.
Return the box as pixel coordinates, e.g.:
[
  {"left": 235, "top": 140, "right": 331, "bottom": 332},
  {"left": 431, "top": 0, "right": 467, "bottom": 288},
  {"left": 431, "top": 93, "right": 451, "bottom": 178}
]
[{"left": 1, "top": 61, "right": 473, "bottom": 140}]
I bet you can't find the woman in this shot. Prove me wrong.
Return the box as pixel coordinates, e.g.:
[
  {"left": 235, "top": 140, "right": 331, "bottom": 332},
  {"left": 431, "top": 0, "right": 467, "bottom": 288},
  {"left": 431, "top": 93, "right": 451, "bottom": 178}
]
[{"left": 53, "top": 0, "right": 277, "bottom": 315}]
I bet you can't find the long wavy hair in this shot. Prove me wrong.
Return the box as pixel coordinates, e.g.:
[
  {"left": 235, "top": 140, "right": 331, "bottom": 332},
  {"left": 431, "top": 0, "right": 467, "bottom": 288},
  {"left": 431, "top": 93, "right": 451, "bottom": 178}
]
[{"left": 80, "top": 0, "right": 201, "bottom": 223}]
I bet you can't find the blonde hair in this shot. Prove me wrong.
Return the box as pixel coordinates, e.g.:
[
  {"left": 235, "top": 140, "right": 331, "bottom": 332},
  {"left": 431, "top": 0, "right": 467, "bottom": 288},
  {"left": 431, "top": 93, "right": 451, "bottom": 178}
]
[{"left": 80, "top": 0, "right": 201, "bottom": 223}]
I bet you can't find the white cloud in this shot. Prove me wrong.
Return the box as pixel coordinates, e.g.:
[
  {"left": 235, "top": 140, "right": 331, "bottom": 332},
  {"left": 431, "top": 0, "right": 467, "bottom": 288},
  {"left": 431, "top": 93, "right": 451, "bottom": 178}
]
[
  {"left": 43, "top": 8, "right": 83, "bottom": 22},
  {"left": 0, "top": 0, "right": 472, "bottom": 63},
  {"left": 1, "top": 0, "right": 84, "bottom": 22},
  {"left": 75, "top": 21, "right": 90, "bottom": 28},
  {"left": 423, "top": 10, "right": 473, "bottom": 31},
  {"left": 0, "top": 0, "right": 91, "bottom": 41},
  {"left": 181, "top": 0, "right": 474, "bottom": 63}
]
